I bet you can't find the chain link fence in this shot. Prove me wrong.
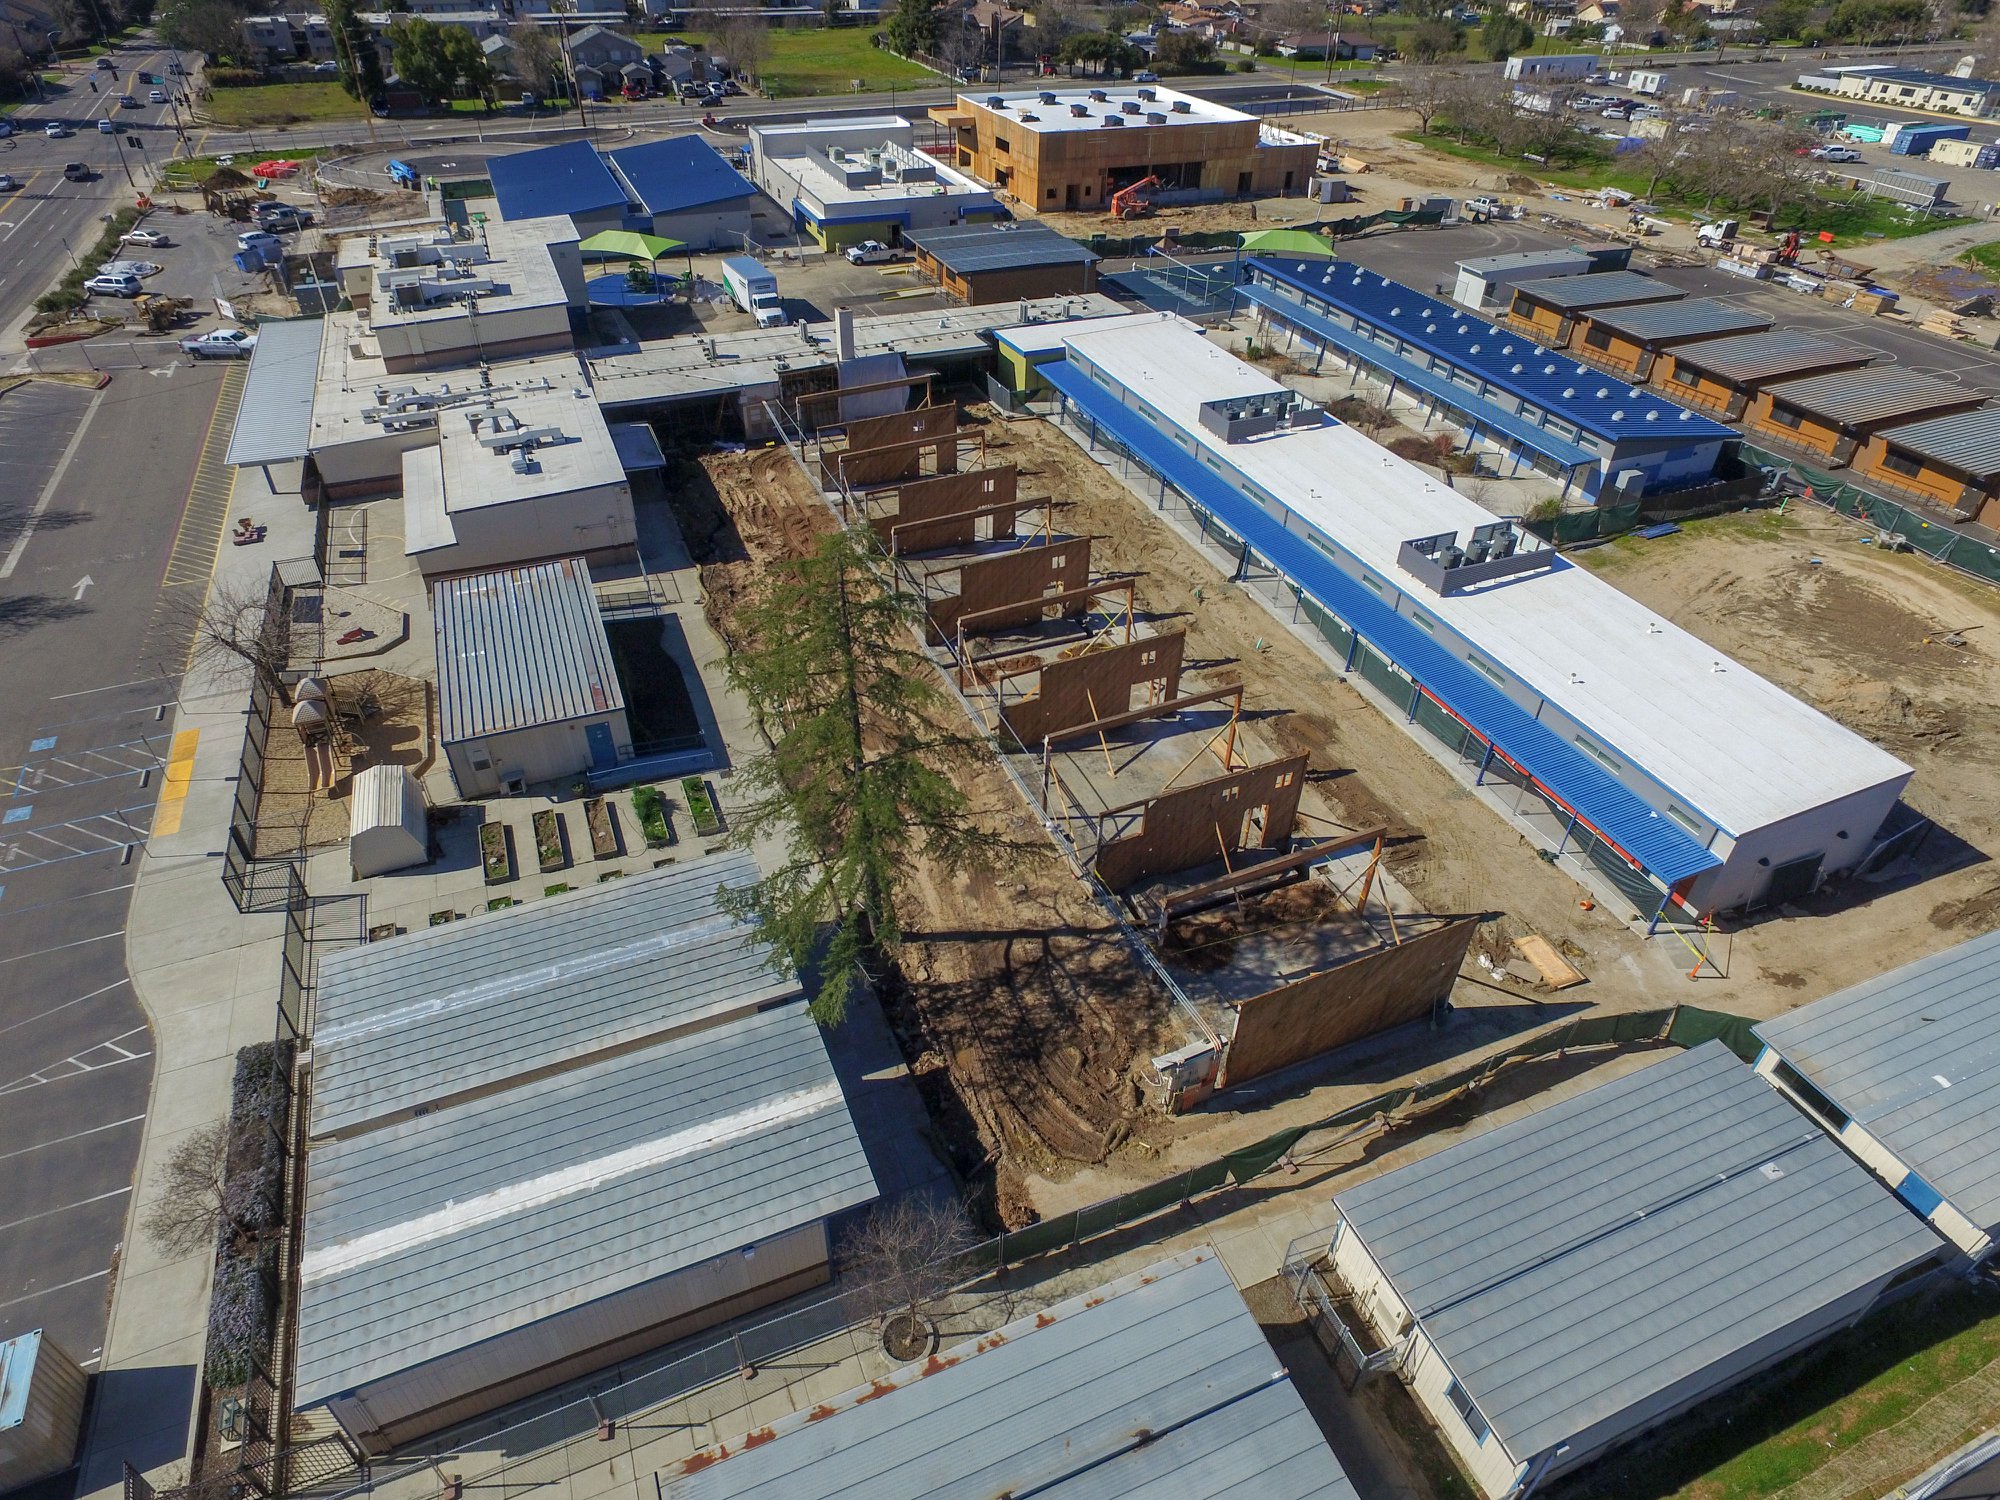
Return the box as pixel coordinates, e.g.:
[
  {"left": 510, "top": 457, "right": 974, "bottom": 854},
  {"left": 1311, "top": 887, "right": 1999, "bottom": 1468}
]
[{"left": 1746, "top": 443, "right": 2000, "bottom": 588}]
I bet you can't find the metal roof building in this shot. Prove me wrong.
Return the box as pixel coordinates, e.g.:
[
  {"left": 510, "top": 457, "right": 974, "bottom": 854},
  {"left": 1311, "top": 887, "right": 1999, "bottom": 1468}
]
[
  {"left": 909, "top": 221, "right": 1100, "bottom": 304},
  {"left": 224, "top": 314, "right": 325, "bottom": 471},
  {"left": 1577, "top": 297, "right": 1772, "bottom": 344},
  {"left": 1755, "top": 929, "right": 2000, "bottom": 1264},
  {"left": 1872, "top": 407, "right": 2000, "bottom": 478},
  {"left": 487, "top": 138, "right": 629, "bottom": 223},
  {"left": 660, "top": 1247, "right": 1359, "bottom": 1500},
  {"left": 310, "top": 854, "right": 795, "bottom": 1138},
  {"left": 1505, "top": 267, "right": 1684, "bottom": 313},
  {"left": 1660, "top": 328, "right": 1870, "bottom": 387},
  {"left": 1244, "top": 260, "right": 1736, "bottom": 498},
  {"left": 606, "top": 136, "right": 756, "bottom": 216},
  {"left": 1044, "top": 314, "right": 1910, "bottom": 918},
  {"left": 1760, "top": 367, "right": 1980, "bottom": 429},
  {"left": 296, "top": 993, "right": 876, "bottom": 1454},
  {"left": 1324, "top": 1042, "right": 1943, "bottom": 1498},
  {"left": 432, "top": 558, "right": 634, "bottom": 796}
]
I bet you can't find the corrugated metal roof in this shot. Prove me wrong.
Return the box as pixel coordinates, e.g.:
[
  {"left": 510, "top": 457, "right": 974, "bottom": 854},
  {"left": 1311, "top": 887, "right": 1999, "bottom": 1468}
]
[
  {"left": 1763, "top": 367, "right": 1980, "bottom": 425},
  {"left": 1041, "top": 358, "right": 1722, "bottom": 888},
  {"left": 1332, "top": 1042, "right": 1941, "bottom": 1463},
  {"left": 662, "top": 1248, "right": 1359, "bottom": 1500},
  {"left": 293, "top": 1002, "right": 876, "bottom": 1408},
  {"left": 1755, "top": 929, "right": 2000, "bottom": 1235},
  {"left": 1665, "top": 329, "right": 1867, "bottom": 385},
  {"left": 311, "top": 853, "right": 796, "bottom": 1139},
  {"left": 433, "top": 558, "right": 625, "bottom": 744},
  {"left": 1507, "top": 269, "right": 1683, "bottom": 312},
  {"left": 1250, "top": 260, "right": 1736, "bottom": 446},
  {"left": 907, "top": 221, "right": 1100, "bottom": 276},
  {"left": 488, "top": 138, "right": 628, "bottom": 221},
  {"left": 224, "top": 316, "right": 324, "bottom": 467},
  {"left": 1876, "top": 406, "right": 2000, "bottom": 477},
  {"left": 1456, "top": 249, "right": 1589, "bottom": 276},
  {"left": 1239, "top": 286, "right": 1597, "bottom": 471},
  {"left": 346, "top": 764, "right": 420, "bottom": 838},
  {"left": 606, "top": 136, "right": 756, "bottom": 217},
  {"left": 1580, "top": 297, "right": 1772, "bottom": 343}
]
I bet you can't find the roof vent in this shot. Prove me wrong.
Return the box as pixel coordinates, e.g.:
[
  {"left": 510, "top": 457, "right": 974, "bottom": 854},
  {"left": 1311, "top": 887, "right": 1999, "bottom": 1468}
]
[
  {"left": 1563, "top": 387, "right": 1576, "bottom": 398},
  {"left": 1510, "top": 363, "right": 1524, "bottom": 374},
  {"left": 1137, "top": 86, "right": 1157, "bottom": 100},
  {"left": 1390, "top": 306, "right": 1402, "bottom": 316},
  {"left": 1425, "top": 323, "right": 1437, "bottom": 333},
  {"left": 1679, "top": 409, "right": 1692, "bottom": 420},
  {"left": 1103, "top": 113, "right": 1124, "bottom": 126},
  {"left": 1544, "top": 364, "right": 1558, "bottom": 375},
  {"left": 1122, "top": 100, "right": 1140, "bottom": 113},
  {"left": 1595, "top": 388, "right": 1610, "bottom": 398},
  {"left": 986, "top": 94, "right": 1005, "bottom": 106},
  {"left": 1612, "top": 409, "right": 1627, "bottom": 420},
  {"left": 1645, "top": 409, "right": 1659, "bottom": 421},
  {"left": 1020, "top": 111, "right": 1039, "bottom": 121},
  {"left": 1469, "top": 343, "right": 1481, "bottom": 353},
  {"left": 1502, "top": 344, "right": 1515, "bottom": 353},
  {"left": 1171, "top": 99, "right": 1191, "bottom": 112}
]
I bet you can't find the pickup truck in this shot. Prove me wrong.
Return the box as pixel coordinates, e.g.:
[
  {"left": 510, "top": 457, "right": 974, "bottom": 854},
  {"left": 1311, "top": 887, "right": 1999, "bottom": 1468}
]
[{"left": 845, "top": 239, "right": 895, "bottom": 264}]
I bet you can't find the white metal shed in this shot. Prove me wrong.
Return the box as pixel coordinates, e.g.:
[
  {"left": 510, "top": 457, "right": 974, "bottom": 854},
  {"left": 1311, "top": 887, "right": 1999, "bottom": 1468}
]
[{"left": 348, "top": 764, "right": 427, "bottom": 877}]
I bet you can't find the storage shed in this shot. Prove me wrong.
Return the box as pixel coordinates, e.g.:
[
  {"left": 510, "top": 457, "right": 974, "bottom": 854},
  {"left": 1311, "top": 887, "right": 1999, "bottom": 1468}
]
[
  {"left": 1853, "top": 406, "right": 2000, "bottom": 526},
  {"left": 907, "top": 221, "right": 1100, "bottom": 304},
  {"left": 662, "top": 1247, "right": 1359, "bottom": 1499},
  {"left": 1649, "top": 328, "right": 1871, "bottom": 418},
  {"left": 294, "top": 859, "right": 876, "bottom": 1453},
  {"left": 1746, "top": 368, "right": 1984, "bottom": 466},
  {"left": 434, "top": 557, "right": 632, "bottom": 797},
  {"left": 0, "top": 1331, "right": 87, "bottom": 1489},
  {"left": 1569, "top": 297, "right": 1772, "bottom": 379},
  {"left": 346, "top": 763, "right": 426, "bottom": 877},
  {"left": 1501, "top": 268, "right": 1682, "bottom": 347},
  {"left": 1755, "top": 929, "right": 2000, "bottom": 1265},
  {"left": 1320, "top": 1042, "right": 1942, "bottom": 1498}
]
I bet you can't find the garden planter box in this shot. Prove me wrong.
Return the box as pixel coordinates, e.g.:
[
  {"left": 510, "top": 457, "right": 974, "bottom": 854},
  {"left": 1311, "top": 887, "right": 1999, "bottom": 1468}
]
[
  {"left": 632, "top": 785, "right": 675, "bottom": 849},
  {"left": 584, "top": 795, "right": 620, "bottom": 861},
  {"left": 681, "top": 777, "right": 723, "bottom": 839},
  {"left": 480, "top": 821, "right": 515, "bottom": 885},
  {"left": 533, "top": 809, "right": 567, "bottom": 873}
]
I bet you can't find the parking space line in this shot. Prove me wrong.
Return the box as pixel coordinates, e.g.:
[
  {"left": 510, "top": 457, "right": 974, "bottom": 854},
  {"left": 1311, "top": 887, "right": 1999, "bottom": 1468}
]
[
  {"left": 0, "top": 1113, "right": 145, "bottom": 1164},
  {"left": 0, "top": 1268, "right": 112, "bottom": 1313},
  {"left": 0, "top": 387, "right": 102, "bottom": 581},
  {"left": 149, "top": 728, "right": 200, "bottom": 838},
  {"left": 0, "top": 1187, "right": 132, "bottom": 1237},
  {"left": 0, "top": 1026, "right": 153, "bottom": 1096}
]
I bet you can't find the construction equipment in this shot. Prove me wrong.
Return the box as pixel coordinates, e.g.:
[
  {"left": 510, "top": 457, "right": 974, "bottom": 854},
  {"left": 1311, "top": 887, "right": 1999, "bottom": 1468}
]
[
  {"left": 1696, "top": 217, "right": 1739, "bottom": 248},
  {"left": 1109, "top": 175, "right": 1161, "bottom": 221},
  {"left": 134, "top": 292, "right": 193, "bottom": 332}
]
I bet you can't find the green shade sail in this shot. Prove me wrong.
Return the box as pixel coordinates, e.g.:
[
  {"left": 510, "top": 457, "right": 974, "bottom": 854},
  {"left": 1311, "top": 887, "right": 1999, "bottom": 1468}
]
[
  {"left": 577, "top": 230, "right": 687, "bottom": 261},
  {"left": 1236, "top": 228, "right": 1336, "bottom": 257}
]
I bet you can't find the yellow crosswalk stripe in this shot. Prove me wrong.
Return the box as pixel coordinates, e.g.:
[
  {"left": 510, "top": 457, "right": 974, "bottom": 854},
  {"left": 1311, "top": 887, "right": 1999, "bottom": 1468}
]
[{"left": 149, "top": 729, "right": 201, "bottom": 838}]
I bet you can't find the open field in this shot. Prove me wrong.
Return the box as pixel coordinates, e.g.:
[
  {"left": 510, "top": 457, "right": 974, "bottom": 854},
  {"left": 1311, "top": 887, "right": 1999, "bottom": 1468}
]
[
  {"left": 197, "top": 82, "right": 367, "bottom": 128},
  {"left": 633, "top": 26, "right": 937, "bottom": 97}
]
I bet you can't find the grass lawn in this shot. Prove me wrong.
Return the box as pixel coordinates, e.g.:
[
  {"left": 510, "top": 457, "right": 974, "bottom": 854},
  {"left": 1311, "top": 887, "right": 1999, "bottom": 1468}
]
[
  {"left": 1960, "top": 240, "right": 2000, "bottom": 275},
  {"left": 161, "top": 146, "right": 329, "bottom": 184},
  {"left": 1547, "top": 1281, "right": 2000, "bottom": 1500},
  {"left": 198, "top": 82, "right": 368, "bottom": 128},
  {"left": 1398, "top": 129, "right": 1976, "bottom": 245},
  {"left": 632, "top": 25, "right": 936, "bottom": 97}
]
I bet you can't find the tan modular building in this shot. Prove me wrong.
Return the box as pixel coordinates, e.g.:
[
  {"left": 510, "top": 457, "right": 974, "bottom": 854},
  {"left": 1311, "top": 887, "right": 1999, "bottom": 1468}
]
[
  {"left": 1501, "top": 268, "right": 1682, "bottom": 347},
  {"left": 1569, "top": 297, "right": 1771, "bottom": 380},
  {"left": 907, "top": 220, "right": 1099, "bottom": 304},
  {"left": 932, "top": 85, "right": 1317, "bottom": 213},
  {"left": 1746, "top": 368, "right": 1983, "bottom": 467},
  {"left": 1853, "top": 406, "right": 2000, "bottom": 526},
  {"left": 1649, "top": 329, "right": 1870, "bottom": 418}
]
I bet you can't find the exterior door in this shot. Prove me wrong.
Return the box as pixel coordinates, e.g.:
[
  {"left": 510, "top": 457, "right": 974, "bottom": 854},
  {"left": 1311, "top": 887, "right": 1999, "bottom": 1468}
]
[{"left": 585, "top": 721, "right": 617, "bottom": 771}]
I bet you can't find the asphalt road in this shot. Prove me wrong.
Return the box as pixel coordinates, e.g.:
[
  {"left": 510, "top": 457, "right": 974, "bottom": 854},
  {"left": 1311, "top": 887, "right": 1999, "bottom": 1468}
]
[
  {"left": 0, "top": 358, "right": 233, "bottom": 1374},
  {"left": 0, "top": 37, "right": 192, "bottom": 354}
]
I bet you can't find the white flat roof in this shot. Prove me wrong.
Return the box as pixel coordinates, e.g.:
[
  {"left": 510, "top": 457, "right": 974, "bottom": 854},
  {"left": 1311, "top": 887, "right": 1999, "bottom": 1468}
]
[
  {"left": 358, "top": 214, "right": 574, "bottom": 332},
  {"left": 1062, "top": 315, "right": 1910, "bottom": 836},
  {"left": 775, "top": 145, "right": 996, "bottom": 212},
  {"left": 996, "top": 310, "right": 1158, "bottom": 355},
  {"left": 959, "top": 84, "right": 1254, "bottom": 133},
  {"left": 435, "top": 358, "right": 624, "bottom": 511}
]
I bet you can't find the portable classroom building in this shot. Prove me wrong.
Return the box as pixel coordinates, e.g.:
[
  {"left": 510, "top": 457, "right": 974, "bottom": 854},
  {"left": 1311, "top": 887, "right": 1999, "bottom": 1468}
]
[
  {"left": 1323, "top": 1043, "right": 1945, "bottom": 1498},
  {"left": 1649, "top": 328, "right": 1871, "bottom": 418},
  {"left": 0, "top": 1331, "right": 88, "bottom": 1489},
  {"left": 1891, "top": 122, "right": 1972, "bottom": 155},
  {"left": 1450, "top": 248, "right": 1590, "bottom": 312},
  {"left": 1853, "top": 405, "right": 2000, "bottom": 528},
  {"left": 1928, "top": 136, "right": 2000, "bottom": 167},
  {"left": 1755, "top": 929, "right": 2000, "bottom": 1266},
  {"left": 347, "top": 764, "right": 427, "bottom": 877},
  {"left": 1746, "top": 367, "right": 1984, "bottom": 466}
]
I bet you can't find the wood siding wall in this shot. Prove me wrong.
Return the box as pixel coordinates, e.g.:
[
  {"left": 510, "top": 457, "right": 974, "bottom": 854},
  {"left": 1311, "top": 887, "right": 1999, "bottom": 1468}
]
[
  {"left": 1095, "top": 753, "right": 1306, "bottom": 891},
  {"left": 928, "top": 537, "right": 1093, "bottom": 636},
  {"left": 998, "top": 631, "right": 1186, "bottom": 745},
  {"left": 870, "top": 466, "right": 1019, "bottom": 554}
]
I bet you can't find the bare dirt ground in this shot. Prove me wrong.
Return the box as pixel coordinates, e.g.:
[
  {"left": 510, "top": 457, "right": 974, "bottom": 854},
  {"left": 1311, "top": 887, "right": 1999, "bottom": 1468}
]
[
  {"left": 685, "top": 446, "right": 1177, "bottom": 1228},
  {"left": 255, "top": 668, "right": 432, "bottom": 855}
]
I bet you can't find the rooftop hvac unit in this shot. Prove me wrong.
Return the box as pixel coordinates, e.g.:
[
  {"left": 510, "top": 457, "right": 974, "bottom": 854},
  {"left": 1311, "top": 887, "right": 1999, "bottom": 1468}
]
[
  {"left": 1089, "top": 88, "right": 1108, "bottom": 101},
  {"left": 1121, "top": 100, "right": 1140, "bottom": 113},
  {"left": 985, "top": 94, "right": 1005, "bottom": 106},
  {"left": 1039, "top": 90, "right": 1056, "bottom": 104},
  {"left": 1147, "top": 112, "right": 1167, "bottom": 123},
  {"left": 1171, "top": 99, "right": 1191, "bottom": 113},
  {"left": 1103, "top": 114, "right": 1124, "bottom": 126},
  {"left": 1069, "top": 103, "right": 1089, "bottom": 116},
  {"left": 1137, "top": 86, "right": 1157, "bottom": 101}
]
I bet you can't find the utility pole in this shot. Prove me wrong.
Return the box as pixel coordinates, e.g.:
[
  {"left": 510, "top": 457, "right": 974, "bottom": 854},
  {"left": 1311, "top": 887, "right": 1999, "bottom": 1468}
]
[
  {"left": 114, "top": 135, "right": 136, "bottom": 189},
  {"left": 553, "top": 0, "right": 589, "bottom": 137}
]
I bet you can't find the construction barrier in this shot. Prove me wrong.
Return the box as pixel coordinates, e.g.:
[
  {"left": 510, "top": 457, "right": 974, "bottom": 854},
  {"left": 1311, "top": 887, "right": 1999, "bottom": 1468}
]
[{"left": 1746, "top": 443, "right": 2000, "bottom": 588}]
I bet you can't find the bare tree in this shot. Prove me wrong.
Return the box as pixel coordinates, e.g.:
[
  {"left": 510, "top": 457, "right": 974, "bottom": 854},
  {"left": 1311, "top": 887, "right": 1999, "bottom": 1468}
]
[
  {"left": 140, "top": 1122, "right": 234, "bottom": 1259},
  {"left": 839, "top": 1196, "right": 980, "bottom": 1358},
  {"left": 712, "top": 11, "right": 770, "bottom": 83},
  {"left": 168, "top": 575, "right": 290, "bottom": 699}
]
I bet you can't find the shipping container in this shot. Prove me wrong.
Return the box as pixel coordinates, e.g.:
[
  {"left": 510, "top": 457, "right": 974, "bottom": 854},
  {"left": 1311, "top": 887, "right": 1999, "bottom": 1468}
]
[
  {"left": 1889, "top": 122, "right": 1971, "bottom": 156},
  {"left": 0, "top": 1331, "right": 88, "bottom": 1489}
]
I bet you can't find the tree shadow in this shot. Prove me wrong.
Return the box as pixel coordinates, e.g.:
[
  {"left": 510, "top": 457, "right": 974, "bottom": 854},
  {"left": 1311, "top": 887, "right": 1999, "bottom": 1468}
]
[{"left": 0, "top": 594, "right": 90, "bottom": 636}]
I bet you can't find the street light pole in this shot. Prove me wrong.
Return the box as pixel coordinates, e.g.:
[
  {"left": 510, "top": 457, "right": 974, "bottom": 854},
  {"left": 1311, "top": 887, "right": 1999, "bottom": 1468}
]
[{"left": 114, "top": 136, "right": 136, "bottom": 189}]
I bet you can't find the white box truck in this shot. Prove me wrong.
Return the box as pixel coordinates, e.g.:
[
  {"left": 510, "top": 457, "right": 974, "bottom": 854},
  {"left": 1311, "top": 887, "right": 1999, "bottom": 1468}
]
[{"left": 721, "top": 256, "right": 785, "bottom": 328}]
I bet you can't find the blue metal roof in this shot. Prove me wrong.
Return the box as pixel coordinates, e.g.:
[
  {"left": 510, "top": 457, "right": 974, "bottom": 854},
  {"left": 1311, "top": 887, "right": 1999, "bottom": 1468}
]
[
  {"left": 1249, "top": 258, "right": 1737, "bottom": 448},
  {"left": 488, "top": 139, "right": 628, "bottom": 221},
  {"left": 1238, "top": 285, "right": 1597, "bottom": 473},
  {"left": 606, "top": 136, "right": 755, "bottom": 217},
  {"left": 1041, "top": 359, "right": 1722, "bottom": 889}
]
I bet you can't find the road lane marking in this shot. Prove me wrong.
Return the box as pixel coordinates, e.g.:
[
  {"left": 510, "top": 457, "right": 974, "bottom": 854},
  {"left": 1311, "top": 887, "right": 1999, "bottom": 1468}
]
[
  {"left": 50, "top": 676, "right": 173, "bottom": 700},
  {"left": 0, "top": 387, "right": 103, "bottom": 580},
  {"left": 149, "top": 728, "right": 199, "bottom": 837}
]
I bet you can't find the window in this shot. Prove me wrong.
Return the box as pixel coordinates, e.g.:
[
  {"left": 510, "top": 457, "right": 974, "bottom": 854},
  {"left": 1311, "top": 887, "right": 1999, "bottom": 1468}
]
[
  {"left": 1467, "top": 653, "right": 1506, "bottom": 687},
  {"left": 1410, "top": 610, "right": 1436, "bottom": 633},
  {"left": 1769, "top": 404, "right": 1803, "bottom": 430},
  {"left": 1574, "top": 733, "right": 1623, "bottom": 775},
  {"left": 1670, "top": 363, "right": 1700, "bottom": 387},
  {"left": 1773, "top": 1058, "right": 1850, "bottom": 1130},
  {"left": 1583, "top": 324, "right": 1613, "bottom": 351},
  {"left": 1881, "top": 449, "right": 1923, "bottom": 479},
  {"left": 1046, "top": 187, "right": 1056, "bottom": 200},
  {"left": 1361, "top": 573, "right": 1384, "bottom": 593},
  {"left": 995, "top": 135, "right": 1011, "bottom": 153},
  {"left": 1445, "top": 1379, "right": 1491, "bottom": 1444},
  {"left": 1665, "top": 802, "right": 1703, "bottom": 835},
  {"left": 466, "top": 745, "right": 492, "bottom": 772}
]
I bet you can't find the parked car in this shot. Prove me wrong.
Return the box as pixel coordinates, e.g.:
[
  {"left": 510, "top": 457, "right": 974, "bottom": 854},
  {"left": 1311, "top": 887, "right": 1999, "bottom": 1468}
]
[
  {"left": 519, "top": 90, "right": 539, "bottom": 109},
  {"left": 256, "top": 204, "right": 315, "bottom": 231},
  {"left": 0, "top": 174, "right": 18, "bottom": 192},
  {"left": 1601, "top": 106, "right": 1632, "bottom": 120},
  {"left": 0, "top": 121, "right": 12, "bottom": 137},
  {"left": 1586, "top": 70, "right": 1612, "bottom": 83},
  {"left": 45, "top": 121, "right": 73, "bottom": 138},
  {"left": 237, "top": 229, "right": 283, "bottom": 253},
  {"left": 63, "top": 162, "right": 93, "bottom": 181},
  {"left": 1812, "top": 144, "right": 1863, "bottom": 162},
  {"left": 720, "top": 78, "right": 742, "bottom": 94},
  {"left": 181, "top": 329, "right": 258, "bottom": 359},
  {"left": 1134, "top": 69, "right": 1159, "bottom": 82},
  {"left": 148, "top": 87, "right": 167, "bottom": 103},
  {"left": 845, "top": 238, "right": 895, "bottom": 264},
  {"left": 84, "top": 272, "right": 143, "bottom": 298},
  {"left": 121, "top": 228, "right": 172, "bottom": 248}
]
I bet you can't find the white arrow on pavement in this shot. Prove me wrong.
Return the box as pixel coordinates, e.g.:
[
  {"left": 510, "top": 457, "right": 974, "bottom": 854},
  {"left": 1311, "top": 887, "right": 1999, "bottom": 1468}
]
[{"left": 72, "top": 575, "right": 94, "bottom": 601}]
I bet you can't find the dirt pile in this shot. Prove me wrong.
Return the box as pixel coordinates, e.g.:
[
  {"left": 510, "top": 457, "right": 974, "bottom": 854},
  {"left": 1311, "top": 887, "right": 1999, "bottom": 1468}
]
[{"left": 1819, "top": 677, "right": 1960, "bottom": 750}]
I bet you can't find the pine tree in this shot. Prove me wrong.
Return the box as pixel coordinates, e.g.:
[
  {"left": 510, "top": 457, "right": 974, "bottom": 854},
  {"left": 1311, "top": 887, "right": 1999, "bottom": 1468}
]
[{"left": 722, "top": 527, "right": 1010, "bottom": 1024}]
